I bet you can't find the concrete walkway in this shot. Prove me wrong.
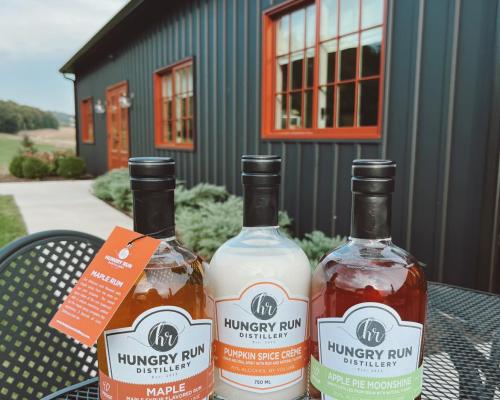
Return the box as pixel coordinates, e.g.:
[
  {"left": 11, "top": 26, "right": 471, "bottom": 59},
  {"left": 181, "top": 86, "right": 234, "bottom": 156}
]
[{"left": 0, "top": 180, "right": 132, "bottom": 239}]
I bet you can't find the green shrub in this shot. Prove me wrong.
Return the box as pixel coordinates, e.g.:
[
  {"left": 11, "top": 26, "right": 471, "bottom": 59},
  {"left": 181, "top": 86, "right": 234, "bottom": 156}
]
[
  {"left": 110, "top": 184, "right": 132, "bottom": 211},
  {"left": 9, "top": 155, "right": 27, "bottom": 178},
  {"left": 56, "top": 156, "right": 86, "bottom": 178},
  {"left": 53, "top": 149, "right": 77, "bottom": 171},
  {"left": 175, "top": 183, "right": 229, "bottom": 209},
  {"left": 295, "top": 231, "right": 346, "bottom": 269},
  {"left": 92, "top": 169, "right": 130, "bottom": 201},
  {"left": 21, "top": 157, "right": 50, "bottom": 179},
  {"left": 31, "top": 151, "right": 57, "bottom": 175}
]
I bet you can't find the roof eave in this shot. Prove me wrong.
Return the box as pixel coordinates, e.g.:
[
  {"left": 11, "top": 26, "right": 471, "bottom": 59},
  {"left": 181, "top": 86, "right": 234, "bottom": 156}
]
[{"left": 59, "top": 0, "right": 144, "bottom": 74}]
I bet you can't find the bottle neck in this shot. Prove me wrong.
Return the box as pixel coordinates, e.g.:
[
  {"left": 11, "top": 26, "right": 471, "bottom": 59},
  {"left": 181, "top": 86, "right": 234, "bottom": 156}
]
[
  {"left": 132, "top": 189, "right": 176, "bottom": 238},
  {"left": 243, "top": 184, "right": 279, "bottom": 227},
  {"left": 350, "top": 193, "right": 392, "bottom": 240}
]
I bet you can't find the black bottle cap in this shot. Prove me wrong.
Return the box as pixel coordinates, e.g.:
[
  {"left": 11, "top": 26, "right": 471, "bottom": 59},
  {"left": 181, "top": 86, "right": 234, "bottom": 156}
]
[
  {"left": 129, "top": 157, "right": 175, "bottom": 191},
  {"left": 352, "top": 159, "right": 396, "bottom": 194},
  {"left": 241, "top": 155, "right": 281, "bottom": 227},
  {"left": 241, "top": 155, "right": 281, "bottom": 186}
]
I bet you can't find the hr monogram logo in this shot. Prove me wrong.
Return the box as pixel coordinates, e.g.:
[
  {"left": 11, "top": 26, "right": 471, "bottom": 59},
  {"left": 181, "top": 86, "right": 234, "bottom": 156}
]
[
  {"left": 250, "top": 292, "right": 278, "bottom": 320},
  {"left": 148, "top": 322, "right": 179, "bottom": 352},
  {"left": 356, "top": 318, "right": 386, "bottom": 347}
]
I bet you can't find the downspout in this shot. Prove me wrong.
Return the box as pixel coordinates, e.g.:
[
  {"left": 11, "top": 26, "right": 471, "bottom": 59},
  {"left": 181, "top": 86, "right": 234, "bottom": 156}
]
[{"left": 62, "top": 73, "right": 79, "bottom": 157}]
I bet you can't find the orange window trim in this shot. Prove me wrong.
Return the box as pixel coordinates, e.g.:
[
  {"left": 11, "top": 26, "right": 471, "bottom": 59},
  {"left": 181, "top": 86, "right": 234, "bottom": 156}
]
[
  {"left": 261, "top": 0, "right": 386, "bottom": 141},
  {"left": 80, "top": 97, "right": 94, "bottom": 144},
  {"left": 153, "top": 57, "right": 195, "bottom": 151}
]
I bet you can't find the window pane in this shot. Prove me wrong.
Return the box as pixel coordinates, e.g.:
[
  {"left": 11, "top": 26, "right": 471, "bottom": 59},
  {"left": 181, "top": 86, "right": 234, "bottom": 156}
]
[
  {"left": 187, "top": 65, "right": 193, "bottom": 92},
  {"left": 162, "top": 74, "right": 172, "bottom": 98},
  {"left": 361, "top": 28, "right": 382, "bottom": 77},
  {"left": 277, "top": 15, "right": 290, "bottom": 55},
  {"left": 183, "top": 118, "right": 188, "bottom": 141},
  {"left": 275, "top": 94, "right": 287, "bottom": 129},
  {"left": 289, "top": 92, "right": 302, "bottom": 128},
  {"left": 188, "top": 95, "right": 194, "bottom": 117},
  {"left": 339, "top": 34, "right": 357, "bottom": 81},
  {"left": 176, "top": 120, "right": 182, "bottom": 142},
  {"left": 167, "top": 99, "right": 172, "bottom": 121},
  {"left": 319, "top": 40, "right": 337, "bottom": 85},
  {"left": 175, "top": 70, "right": 181, "bottom": 94},
  {"left": 337, "top": 82, "right": 355, "bottom": 126},
  {"left": 290, "top": 9, "right": 305, "bottom": 52},
  {"left": 290, "top": 52, "right": 304, "bottom": 90},
  {"left": 320, "top": 0, "right": 338, "bottom": 40},
  {"left": 305, "top": 5, "right": 316, "bottom": 47},
  {"left": 362, "top": 0, "right": 384, "bottom": 28},
  {"left": 339, "top": 0, "right": 360, "bottom": 36},
  {"left": 162, "top": 100, "right": 168, "bottom": 123},
  {"left": 317, "top": 86, "right": 334, "bottom": 128},
  {"left": 306, "top": 48, "right": 315, "bottom": 87},
  {"left": 359, "top": 79, "right": 379, "bottom": 126},
  {"left": 187, "top": 119, "right": 193, "bottom": 142},
  {"left": 182, "top": 67, "right": 188, "bottom": 94},
  {"left": 276, "top": 56, "right": 289, "bottom": 92},
  {"left": 167, "top": 119, "right": 172, "bottom": 141},
  {"left": 176, "top": 95, "right": 182, "bottom": 120},
  {"left": 180, "top": 95, "right": 186, "bottom": 116},
  {"left": 304, "top": 90, "right": 313, "bottom": 128}
]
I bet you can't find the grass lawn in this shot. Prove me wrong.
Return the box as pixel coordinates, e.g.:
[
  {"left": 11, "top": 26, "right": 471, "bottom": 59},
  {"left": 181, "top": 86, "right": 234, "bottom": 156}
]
[
  {"left": 0, "top": 133, "right": 60, "bottom": 173},
  {"left": 0, "top": 195, "right": 27, "bottom": 247}
]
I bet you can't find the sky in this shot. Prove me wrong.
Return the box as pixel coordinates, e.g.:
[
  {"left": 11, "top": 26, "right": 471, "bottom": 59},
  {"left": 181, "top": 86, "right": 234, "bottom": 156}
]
[{"left": 0, "top": 0, "right": 128, "bottom": 114}]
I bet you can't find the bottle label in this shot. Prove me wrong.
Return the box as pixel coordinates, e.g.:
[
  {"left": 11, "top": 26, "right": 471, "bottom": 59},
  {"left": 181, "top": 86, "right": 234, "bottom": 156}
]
[
  {"left": 214, "top": 281, "right": 309, "bottom": 393},
  {"left": 311, "top": 302, "right": 423, "bottom": 400},
  {"left": 100, "top": 306, "right": 213, "bottom": 400}
]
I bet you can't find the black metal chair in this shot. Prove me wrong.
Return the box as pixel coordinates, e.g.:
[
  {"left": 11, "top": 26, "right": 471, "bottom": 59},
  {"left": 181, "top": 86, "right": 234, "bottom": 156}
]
[{"left": 0, "top": 230, "right": 104, "bottom": 399}]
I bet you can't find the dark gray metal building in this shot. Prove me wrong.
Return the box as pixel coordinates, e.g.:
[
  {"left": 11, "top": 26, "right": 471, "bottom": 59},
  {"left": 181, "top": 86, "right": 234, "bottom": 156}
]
[{"left": 61, "top": 0, "right": 500, "bottom": 293}]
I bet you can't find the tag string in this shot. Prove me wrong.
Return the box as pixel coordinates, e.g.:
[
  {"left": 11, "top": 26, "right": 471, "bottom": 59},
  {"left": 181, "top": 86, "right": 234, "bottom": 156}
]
[{"left": 127, "top": 227, "right": 173, "bottom": 246}]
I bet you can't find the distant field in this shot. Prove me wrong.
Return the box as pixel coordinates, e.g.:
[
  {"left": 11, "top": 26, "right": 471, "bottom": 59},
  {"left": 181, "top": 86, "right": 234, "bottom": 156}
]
[{"left": 0, "top": 128, "right": 75, "bottom": 174}]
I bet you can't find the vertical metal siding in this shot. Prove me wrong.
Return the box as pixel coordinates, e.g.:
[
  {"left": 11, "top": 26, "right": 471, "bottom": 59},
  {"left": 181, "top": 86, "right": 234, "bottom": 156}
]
[{"left": 75, "top": 0, "right": 500, "bottom": 293}]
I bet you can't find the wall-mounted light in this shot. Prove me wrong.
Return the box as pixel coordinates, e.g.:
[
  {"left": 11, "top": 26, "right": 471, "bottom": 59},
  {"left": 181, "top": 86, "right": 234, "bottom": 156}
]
[
  {"left": 119, "top": 92, "right": 134, "bottom": 109},
  {"left": 94, "top": 99, "right": 106, "bottom": 114}
]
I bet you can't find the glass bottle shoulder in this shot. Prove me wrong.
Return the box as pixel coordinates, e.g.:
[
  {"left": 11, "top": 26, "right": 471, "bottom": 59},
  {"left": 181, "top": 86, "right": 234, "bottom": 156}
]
[
  {"left": 133, "top": 238, "right": 207, "bottom": 298},
  {"left": 210, "top": 227, "right": 309, "bottom": 264},
  {"left": 207, "top": 227, "right": 311, "bottom": 296},
  {"left": 313, "top": 239, "right": 426, "bottom": 295}
]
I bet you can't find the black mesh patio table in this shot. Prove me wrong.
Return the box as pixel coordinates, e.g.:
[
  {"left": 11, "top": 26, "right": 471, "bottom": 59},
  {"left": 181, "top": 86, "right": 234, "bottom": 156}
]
[{"left": 43, "top": 282, "right": 500, "bottom": 400}]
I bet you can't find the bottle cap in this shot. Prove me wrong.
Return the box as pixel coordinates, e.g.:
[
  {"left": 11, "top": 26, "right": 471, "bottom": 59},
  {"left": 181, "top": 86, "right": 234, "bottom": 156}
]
[
  {"left": 351, "top": 159, "right": 395, "bottom": 194},
  {"left": 241, "top": 155, "right": 281, "bottom": 185},
  {"left": 129, "top": 157, "right": 175, "bottom": 191}
]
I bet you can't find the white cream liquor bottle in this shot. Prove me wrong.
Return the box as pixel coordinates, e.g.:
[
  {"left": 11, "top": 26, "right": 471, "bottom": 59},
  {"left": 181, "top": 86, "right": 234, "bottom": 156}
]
[
  {"left": 207, "top": 155, "right": 311, "bottom": 400},
  {"left": 97, "top": 157, "right": 213, "bottom": 400}
]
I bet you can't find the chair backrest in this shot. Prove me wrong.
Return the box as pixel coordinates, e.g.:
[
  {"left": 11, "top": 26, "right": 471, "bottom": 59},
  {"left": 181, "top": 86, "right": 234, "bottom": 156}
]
[{"left": 0, "top": 230, "right": 104, "bottom": 399}]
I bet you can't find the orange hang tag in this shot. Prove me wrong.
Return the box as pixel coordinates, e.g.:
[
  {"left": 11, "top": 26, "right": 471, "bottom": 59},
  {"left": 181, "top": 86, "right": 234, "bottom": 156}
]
[{"left": 49, "top": 226, "right": 160, "bottom": 347}]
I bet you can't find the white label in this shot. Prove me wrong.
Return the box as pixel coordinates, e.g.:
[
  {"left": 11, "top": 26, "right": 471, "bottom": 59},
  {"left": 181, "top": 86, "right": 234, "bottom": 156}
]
[
  {"left": 317, "top": 302, "right": 423, "bottom": 400},
  {"left": 105, "top": 306, "right": 212, "bottom": 384},
  {"left": 215, "top": 281, "right": 309, "bottom": 392}
]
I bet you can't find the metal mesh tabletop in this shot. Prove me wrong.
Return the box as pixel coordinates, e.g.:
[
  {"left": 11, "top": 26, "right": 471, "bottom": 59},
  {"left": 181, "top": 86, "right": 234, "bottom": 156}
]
[{"left": 44, "top": 282, "right": 500, "bottom": 400}]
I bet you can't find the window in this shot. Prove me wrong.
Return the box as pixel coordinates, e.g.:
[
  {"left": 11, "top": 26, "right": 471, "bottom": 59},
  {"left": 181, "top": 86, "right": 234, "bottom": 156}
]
[
  {"left": 80, "top": 97, "right": 94, "bottom": 143},
  {"left": 153, "top": 58, "right": 195, "bottom": 150},
  {"left": 262, "top": 0, "right": 386, "bottom": 139}
]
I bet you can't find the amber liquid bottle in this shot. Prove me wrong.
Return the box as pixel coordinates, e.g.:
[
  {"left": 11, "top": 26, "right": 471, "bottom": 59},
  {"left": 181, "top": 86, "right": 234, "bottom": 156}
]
[
  {"left": 97, "top": 157, "right": 213, "bottom": 400},
  {"left": 309, "top": 160, "right": 427, "bottom": 400}
]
